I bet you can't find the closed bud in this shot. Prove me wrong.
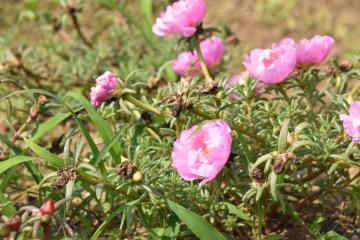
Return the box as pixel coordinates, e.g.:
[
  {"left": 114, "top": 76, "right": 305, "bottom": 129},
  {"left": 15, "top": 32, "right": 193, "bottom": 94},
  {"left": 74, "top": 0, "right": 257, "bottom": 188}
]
[
  {"left": 39, "top": 199, "right": 55, "bottom": 216},
  {"left": 132, "top": 171, "right": 143, "bottom": 182},
  {"left": 339, "top": 60, "right": 353, "bottom": 72},
  {"left": 6, "top": 215, "right": 21, "bottom": 231},
  {"left": 216, "top": 91, "right": 225, "bottom": 99}
]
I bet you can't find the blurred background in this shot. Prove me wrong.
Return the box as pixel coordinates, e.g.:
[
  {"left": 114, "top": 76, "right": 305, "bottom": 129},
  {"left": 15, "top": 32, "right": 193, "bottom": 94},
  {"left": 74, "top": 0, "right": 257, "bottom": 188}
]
[{"left": 1, "top": 0, "right": 359, "bottom": 58}]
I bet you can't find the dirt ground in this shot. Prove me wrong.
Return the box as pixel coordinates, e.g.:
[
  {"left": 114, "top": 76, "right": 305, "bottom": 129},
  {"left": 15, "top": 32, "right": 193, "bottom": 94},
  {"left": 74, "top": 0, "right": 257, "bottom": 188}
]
[{"left": 206, "top": 0, "right": 360, "bottom": 58}]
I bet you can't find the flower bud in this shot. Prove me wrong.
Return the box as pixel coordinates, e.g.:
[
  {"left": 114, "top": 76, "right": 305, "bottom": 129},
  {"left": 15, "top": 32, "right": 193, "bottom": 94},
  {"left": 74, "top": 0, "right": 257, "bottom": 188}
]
[
  {"left": 39, "top": 199, "right": 55, "bottom": 216},
  {"left": 339, "top": 60, "right": 353, "bottom": 73},
  {"left": 6, "top": 215, "right": 22, "bottom": 231},
  {"left": 132, "top": 171, "right": 143, "bottom": 182}
]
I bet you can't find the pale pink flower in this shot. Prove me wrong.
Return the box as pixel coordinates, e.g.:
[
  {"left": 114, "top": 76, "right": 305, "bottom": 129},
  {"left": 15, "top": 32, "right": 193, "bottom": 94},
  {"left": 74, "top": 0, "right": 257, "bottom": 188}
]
[
  {"left": 172, "top": 36, "right": 225, "bottom": 76},
  {"left": 90, "top": 71, "right": 120, "bottom": 108},
  {"left": 296, "top": 35, "right": 334, "bottom": 66},
  {"left": 340, "top": 102, "right": 360, "bottom": 144},
  {"left": 225, "top": 71, "right": 266, "bottom": 100},
  {"left": 171, "top": 120, "right": 232, "bottom": 186},
  {"left": 172, "top": 52, "right": 198, "bottom": 76},
  {"left": 243, "top": 39, "right": 297, "bottom": 85},
  {"left": 152, "top": 0, "right": 207, "bottom": 38}
]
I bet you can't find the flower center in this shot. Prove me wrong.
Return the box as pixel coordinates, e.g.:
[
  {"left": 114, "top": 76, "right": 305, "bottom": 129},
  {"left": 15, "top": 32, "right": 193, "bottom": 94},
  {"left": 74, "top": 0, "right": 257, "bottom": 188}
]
[{"left": 262, "top": 51, "right": 281, "bottom": 67}]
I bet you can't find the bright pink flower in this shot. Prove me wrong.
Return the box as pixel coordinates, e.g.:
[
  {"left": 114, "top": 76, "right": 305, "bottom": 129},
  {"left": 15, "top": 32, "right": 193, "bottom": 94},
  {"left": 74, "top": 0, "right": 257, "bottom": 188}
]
[
  {"left": 296, "top": 35, "right": 334, "bottom": 66},
  {"left": 196, "top": 36, "right": 225, "bottom": 68},
  {"left": 90, "top": 71, "right": 120, "bottom": 108},
  {"left": 243, "top": 39, "right": 297, "bottom": 84},
  {"left": 39, "top": 200, "right": 55, "bottom": 216},
  {"left": 225, "top": 71, "right": 265, "bottom": 100},
  {"left": 340, "top": 102, "right": 360, "bottom": 144},
  {"left": 152, "top": 0, "right": 207, "bottom": 38},
  {"left": 172, "top": 52, "right": 198, "bottom": 76},
  {"left": 171, "top": 120, "right": 232, "bottom": 186},
  {"left": 172, "top": 37, "right": 225, "bottom": 76}
]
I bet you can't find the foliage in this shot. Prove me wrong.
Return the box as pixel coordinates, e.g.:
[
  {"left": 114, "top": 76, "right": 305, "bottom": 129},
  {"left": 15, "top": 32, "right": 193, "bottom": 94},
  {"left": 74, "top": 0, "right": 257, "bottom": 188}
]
[{"left": 0, "top": 0, "right": 360, "bottom": 239}]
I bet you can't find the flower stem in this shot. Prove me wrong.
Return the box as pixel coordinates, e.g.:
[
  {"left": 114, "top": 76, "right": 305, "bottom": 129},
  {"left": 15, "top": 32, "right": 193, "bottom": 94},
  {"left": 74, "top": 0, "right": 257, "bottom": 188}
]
[{"left": 194, "top": 35, "right": 213, "bottom": 83}]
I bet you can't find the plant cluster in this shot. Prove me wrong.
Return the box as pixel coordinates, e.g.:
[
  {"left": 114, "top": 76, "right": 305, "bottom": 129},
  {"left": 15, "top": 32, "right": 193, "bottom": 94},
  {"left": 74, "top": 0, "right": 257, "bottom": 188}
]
[{"left": 0, "top": 0, "right": 360, "bottom": 239}]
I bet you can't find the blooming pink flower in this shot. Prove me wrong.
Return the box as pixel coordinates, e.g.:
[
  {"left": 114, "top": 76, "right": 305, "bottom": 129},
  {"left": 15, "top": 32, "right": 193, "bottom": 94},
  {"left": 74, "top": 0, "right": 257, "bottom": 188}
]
[
  {"left": 172, "top": 52, "right": 198, "bottom": 76},
  {"left": 172, "top": 37, "right": 225, "bottom": 76},
  {"left": 152, "top": 0, "right": 207, "bottom": 38},
  {"left": 296, "top": 35, "right": 334, "bottom": 66},
  {"left": 340, "top": 102, "right": 360, "bottom": 144},
  {"left": 171, "top": 120, "right": 232, "bottom": 186},
  {"left": 224, "top": 71, "right": 265, "bottom": 100},
  {"left": 90, "top": 71, "right": 120, "bottom": 108},
  {"left": 243, "top": 39, "right": 297, "bottom": 84}
]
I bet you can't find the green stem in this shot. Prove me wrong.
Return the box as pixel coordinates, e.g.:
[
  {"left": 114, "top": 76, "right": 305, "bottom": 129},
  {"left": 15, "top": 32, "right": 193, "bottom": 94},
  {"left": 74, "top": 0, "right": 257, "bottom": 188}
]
[
  {"left": 123, "top": 93, "right": 171, "bottom": 118},
  {"left": 194, "top": 36, "right": 213, "bottom": 83},
  {"left": 277, "top": 85, "right": 290, "bottom": 103},
  {"left": 78, "top": 174, "right": 139, "bottom": 200}
]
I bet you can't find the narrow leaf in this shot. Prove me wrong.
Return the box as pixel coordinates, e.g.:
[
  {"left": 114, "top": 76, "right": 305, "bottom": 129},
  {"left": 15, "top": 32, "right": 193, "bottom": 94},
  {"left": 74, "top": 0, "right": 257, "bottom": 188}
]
[
  {"left": 0, "top": 156, "right": 36, "bottom": 175},
  {"left": 167, "top": 200, "right": 227, "bottom": 240},
  {"left": 25, "top": 139, "right": 64, "bottom": 167},
  {"left": 91, "top": 199, "right": 140, "bottom": 240}
]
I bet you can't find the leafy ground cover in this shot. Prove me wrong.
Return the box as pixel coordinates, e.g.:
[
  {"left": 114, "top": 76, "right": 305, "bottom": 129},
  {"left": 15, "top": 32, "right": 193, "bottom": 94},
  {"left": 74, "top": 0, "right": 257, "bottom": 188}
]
[{"left": 0, "top": 0, "right": 360, "bottom": 239}]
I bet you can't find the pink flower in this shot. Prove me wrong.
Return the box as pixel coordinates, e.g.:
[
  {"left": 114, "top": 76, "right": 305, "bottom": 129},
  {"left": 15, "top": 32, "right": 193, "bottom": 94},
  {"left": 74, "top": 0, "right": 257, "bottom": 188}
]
[
  {"left": 243, "top": 39, "right": 297, "bottom": 85},
  {"left": 296, "top": 35, "right": 334, "bottom": 66},
  {"left": 172, "top": 52, "right": 198, "bottom": 76},
  {"left": 172, "top": 37, "right": 225, "bottom": 76},
  {"left": 171, "top": 120, "right": 232, "bottom": 186},
  {"left": 272, "top": 37, "right": 296, "bottom": 48},
  {"left": 340, "top": 102, "right": 360, "bottom": 144},
  {"left": 90, "top": 71, "right": 120, "bottom": 108},
  {"left": 225, "top": 71, "right": 265, "bottom": 100},
  {"left": 196, "top": 36, "right": 225, "bottom": 68},
  {"left": 152, "top": 0, "right": 207, "bottom": 38}
]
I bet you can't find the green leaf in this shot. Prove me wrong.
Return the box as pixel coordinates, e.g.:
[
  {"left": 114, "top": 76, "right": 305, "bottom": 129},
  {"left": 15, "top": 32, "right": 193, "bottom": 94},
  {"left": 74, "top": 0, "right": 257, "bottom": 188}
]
[
  {"left": 270, "top": 172, "right": 278, "bottom": 201},
  {"left": 167, "top": 200, "right": 227, "bottom": 240},
  {"left": 216, "top": 202, "right": 252, "bottom": 226},
  {"left": 322, "top": 231, "right": 347, "bottom": 240},
  {"left": 25, "top": 139, "right": 64, "bottom": 167},
  {"left": 64, "top": 92, "right": 121, "bottom": 164},
  {"left": 278, "top": 118, "right": 290, "bottom": 153},
  {"left": 140, "top": 0, "right": 154, "bottom": 45},
  {"left": 90, "top": 130, "right": 123, "bottom": 166},
  {"left": 0, "top": 155, "right": 35, "bottom": 175},
  {"left": 289, "top": 140, "right": 323, "bottom": 152},
  {"left": 238, "top": 133, "right": 253, "bottom": 167},
  {"left": 0, "top": 191, "right": 16, "bottom": 217},
  {"left": 31, "top": 113, "right": 71, "bottom": 142},
  {"left": 2, "top": 89, "right": 99, "bottom": 158},
  {"left": 91, "top": 199, "right": 140, "bottom": 240}
]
